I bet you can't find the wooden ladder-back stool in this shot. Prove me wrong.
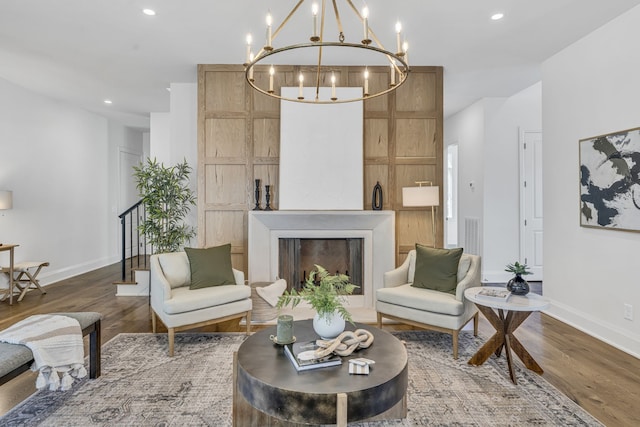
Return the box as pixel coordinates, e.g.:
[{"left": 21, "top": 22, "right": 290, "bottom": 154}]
[{"left": 12, "top": 261, "right": 49, "bottom": 302}]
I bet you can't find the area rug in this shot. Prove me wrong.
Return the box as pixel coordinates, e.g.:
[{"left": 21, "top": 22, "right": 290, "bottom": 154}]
[{"left": 1, "top": 331, "right": 602, "bottom": 426}]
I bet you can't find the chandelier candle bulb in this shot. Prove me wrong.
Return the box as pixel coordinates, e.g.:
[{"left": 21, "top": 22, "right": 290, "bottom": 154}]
[
  {"left": 298, "top": 73, "right": 304, "bottom": 99},
  {"left": 248, "top": 53, "right": 254, "bottom": 81},
  {"left": 269, "top": 65, "right": 275, "bottom": 93},
  {"left": 402, "top": 41, "right": 409, "bottom": 65},
  {"left": 362, "top": 7, "right": 369, "bottom": 43},
  {"left": 266, "top": 13, "right": 273, "bottom": 49},
  {"left": 364, "top": 69, "right": 369, "bottom": 96},
  {"left": 331, "top": 73, "right": 336, "bottom": 99},
  {"left": 245, "top": 34, "right": 252, "bottom": 63},
  {"left": 312, "top": 3, "right": 319, "bottom": 39},
  {"left": 395, "top": 22, "right": 402, "bottom": 53}
]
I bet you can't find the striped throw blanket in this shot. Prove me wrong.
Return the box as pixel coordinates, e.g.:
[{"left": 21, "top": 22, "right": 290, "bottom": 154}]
[{"left": 0, "top": 314, "right": 86, "bottom": 391}]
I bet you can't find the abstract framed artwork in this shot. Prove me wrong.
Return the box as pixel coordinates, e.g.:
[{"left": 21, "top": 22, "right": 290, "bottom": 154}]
[{"left": 579, "top": 127, "right": 640, "bottom": 231}]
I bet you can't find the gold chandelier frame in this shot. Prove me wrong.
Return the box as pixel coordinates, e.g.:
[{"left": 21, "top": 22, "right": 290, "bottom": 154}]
[{"left": 244, "top": 0, "right": 410, "bottom": 104}]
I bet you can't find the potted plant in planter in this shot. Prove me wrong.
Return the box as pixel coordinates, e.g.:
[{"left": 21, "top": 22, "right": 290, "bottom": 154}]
[
  {"left": 133, "top": 158, "right": 196, "bottom": 253},
  {"left": 276, "top": 265, "right": 358, "bottom": 339},
  {"left": 505, "top": 261, "right": 532, "bottom": 295}
]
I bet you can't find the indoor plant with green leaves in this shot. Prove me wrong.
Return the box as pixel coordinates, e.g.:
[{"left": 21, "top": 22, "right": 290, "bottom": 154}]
[
  {"left": 276, "top": 265, "right": 358, "bottom": 339},
  {"left": 505, "top": 261, "right": 532, "bottom": 295},
  {"left": 133, "top": 157, "right": 196, "bottom": 254}
]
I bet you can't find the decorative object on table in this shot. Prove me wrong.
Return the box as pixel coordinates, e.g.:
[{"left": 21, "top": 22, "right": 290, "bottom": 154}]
[
  {"left": 0, "top": 190, "right": 12, "bottom": 243},
  {"left": 264, "top": 184, "right": 272, "bottom": 211},
  {"left": 579, "top": 127, "right": 640, "bottom": 231},
  {"left": 270, "top": 315, "right": 295, "bottom": 345},
  {"left": 133, "top": 158, "right": 196, "bottom": 253},
  {"left": 402, "top": 181, "right": 440, "bottom": 247},
  {"left": 314, "top": 329, "right": 374, "bottom": 358},
  {"left": 284, "top": 340, "right": 342, "bottom": 372},
  {"left": 276, "top": 265, "right": 358, "bottom": 339},
  {"left": 505, "top": 262, "right": 531, "bottom": 295},
  {"left": 372, "top": 181, "right": 383, "bottom": 210},
  {"left": 348, "top": 358, "right": 375, "bottom": 375},
  {"left": 253, "top": 179, "right": 262, "bottom": 210},
  {"left": 476, "top": 288, "right": 511, "bottom": 301}
]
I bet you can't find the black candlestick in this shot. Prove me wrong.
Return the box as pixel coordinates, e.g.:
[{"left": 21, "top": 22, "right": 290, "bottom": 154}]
[
  {"left": 253, "top": 179, "right": 262, "bottom": 210},
  {"left": 265, "top": 185, "right": 272, "bottom": 211}
]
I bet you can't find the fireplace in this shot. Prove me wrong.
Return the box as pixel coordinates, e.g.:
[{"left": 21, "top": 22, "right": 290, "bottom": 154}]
[
  {"left": 248, "top": 211, "right": 395, "bottom": 309},
  {"left": 279, "top": 238, "right": 364, "bottom": 294}
]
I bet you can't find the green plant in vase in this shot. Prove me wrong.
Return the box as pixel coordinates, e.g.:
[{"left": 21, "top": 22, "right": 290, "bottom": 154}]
[
  {"left": 276, "top": 265, "right": 358, "bottom": 338},
  {"left": 505, "top": 261, "right": 532, "bottom": 295}
]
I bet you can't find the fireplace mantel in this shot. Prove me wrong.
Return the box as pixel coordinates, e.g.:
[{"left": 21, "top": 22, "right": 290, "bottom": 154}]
[{"left": 248, "top": 211, "right": 395, "bottom": 308}]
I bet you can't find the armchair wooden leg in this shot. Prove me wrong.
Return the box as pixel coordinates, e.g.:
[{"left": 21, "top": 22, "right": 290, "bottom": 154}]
[
  {"left": 452, "top": 330, "right": 459, "bottom": 360},
  {"left": 245, "top": 311, "right": 252, "bottom": 335},
  {"left": 377, "top": 312, "right": 383, "bottom": 329},
  {"left": 151, "top": 310, "right": 157, "bottom": 333},
  {"left": 168, "top": 328, "right": 175, "bottom": 357}
]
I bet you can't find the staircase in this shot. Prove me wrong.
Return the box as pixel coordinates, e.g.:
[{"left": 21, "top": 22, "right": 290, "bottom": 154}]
[{"left": 114, "top": 200, "right": 150, "bottom": 296}]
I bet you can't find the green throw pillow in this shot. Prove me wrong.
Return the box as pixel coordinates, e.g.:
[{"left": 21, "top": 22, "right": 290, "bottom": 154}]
[
  {"left": 412, "top": 244, "right": 463, "bottom": 294},
  {"left": 185, "top": 244, "right": 236, "bottom": 289}
]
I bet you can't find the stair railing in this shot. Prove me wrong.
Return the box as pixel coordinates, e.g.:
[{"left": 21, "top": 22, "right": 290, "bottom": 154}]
[{"left": 118, "top": 200, "right": 147, "bottom": 282}]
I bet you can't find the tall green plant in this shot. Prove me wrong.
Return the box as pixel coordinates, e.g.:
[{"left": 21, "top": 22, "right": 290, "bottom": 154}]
[{"left": 133, "top": 158, "right": 196, "bottom": 253}]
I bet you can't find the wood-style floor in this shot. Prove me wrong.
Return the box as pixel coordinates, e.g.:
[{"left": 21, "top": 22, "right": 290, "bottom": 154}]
[{"left": 1, "top": 264, "right": 639, "bottom": 426}]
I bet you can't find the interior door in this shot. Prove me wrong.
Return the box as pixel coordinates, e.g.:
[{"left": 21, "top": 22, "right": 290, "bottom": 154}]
[{"left": 520, "top": 130, "right": 543, "bottom": 280}]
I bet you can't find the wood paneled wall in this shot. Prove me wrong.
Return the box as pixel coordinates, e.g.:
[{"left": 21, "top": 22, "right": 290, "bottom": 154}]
[{"left": 197, "top": 64, "right": 443, "bottom": 270}]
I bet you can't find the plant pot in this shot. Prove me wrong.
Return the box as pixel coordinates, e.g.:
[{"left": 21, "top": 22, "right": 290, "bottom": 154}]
[
  {"left": 507, "top": 274, "right": 530, "bottom": 295},
  {"left": 313, "top": 311, "right": 345, "bottom": 339}
]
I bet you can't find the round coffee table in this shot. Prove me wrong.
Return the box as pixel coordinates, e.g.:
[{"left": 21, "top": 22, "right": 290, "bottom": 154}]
[{"left": 234, "top": 320, "right": 408, "bottom": 426}]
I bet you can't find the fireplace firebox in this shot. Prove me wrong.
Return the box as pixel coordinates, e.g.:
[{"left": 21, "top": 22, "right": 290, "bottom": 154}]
[{"left": 279, "top": 238, "right": 364, "bottom": 295}]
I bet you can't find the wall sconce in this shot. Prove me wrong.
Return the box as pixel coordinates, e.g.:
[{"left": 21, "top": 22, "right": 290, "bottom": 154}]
[
  {"left": 402, "top": 182, "right": 440, "bottom": 248},
  {"left": 0, "top": 190, "right": 12, "bottom": 210}
]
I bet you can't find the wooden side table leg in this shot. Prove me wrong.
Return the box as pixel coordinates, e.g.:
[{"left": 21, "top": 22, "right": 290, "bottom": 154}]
[
  {"left": 504, "top": 333, "right": 517, "bottom": 384},
  {"left": 233, "top": 351, "right": 238, "bottom": 427},
  {"left": 468, "top": 304, "right": 505, "bottom": 366},
  {"left": 337, "top": 392, "right": 347, "bottom": 427},
  {"left": 510, "top": 334, "right": 544, "bottom": 374}
]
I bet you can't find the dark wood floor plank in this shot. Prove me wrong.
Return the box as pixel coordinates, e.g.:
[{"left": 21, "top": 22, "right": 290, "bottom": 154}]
[{"left": 1, "top": 264, "right": 639, "bottom": 426}]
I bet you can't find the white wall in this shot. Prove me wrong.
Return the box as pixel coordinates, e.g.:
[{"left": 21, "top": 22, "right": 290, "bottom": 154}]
[
  {"left": 542, "top": 5, "right": 640, "bottom": 357},
  {"left": 0, "top": 77, "right": 143, "bottom": 285},
  {"left": 445, "top": 82, "right": 542, "bottom": 282}
]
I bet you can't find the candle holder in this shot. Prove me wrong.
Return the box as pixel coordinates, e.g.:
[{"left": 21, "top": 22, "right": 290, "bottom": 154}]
[
  {"left": 265, "top": 185, "right": 272, "bottom": 211},
  {"left": 253, "top": 179, "right": 262, "bottom": 210}
]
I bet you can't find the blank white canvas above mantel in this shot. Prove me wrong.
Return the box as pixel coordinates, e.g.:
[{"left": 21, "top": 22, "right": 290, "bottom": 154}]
[{"left": 279, "top": 86, "right": 363, "bottom": 210}]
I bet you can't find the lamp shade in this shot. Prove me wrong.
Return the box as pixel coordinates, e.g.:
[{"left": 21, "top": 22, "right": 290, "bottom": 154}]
[
  {"left": 402, "top": 186, "right": 439, "bottom": 207},
  {"left": 0, "top": 190, "right": 12, "bottom": 210}
]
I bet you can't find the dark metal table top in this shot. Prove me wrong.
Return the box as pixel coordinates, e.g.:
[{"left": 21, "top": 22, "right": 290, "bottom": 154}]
[{"left": 236, "top": 319, "right": 408, "bottom": 424}]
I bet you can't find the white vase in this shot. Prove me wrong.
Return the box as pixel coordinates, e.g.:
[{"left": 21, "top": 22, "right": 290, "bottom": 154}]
[{"left": 313, "top": 311, "right": 346, "bottom": 339}]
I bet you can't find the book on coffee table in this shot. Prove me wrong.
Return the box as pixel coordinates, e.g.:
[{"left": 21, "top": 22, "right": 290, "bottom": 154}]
[
  {"left": 476, "top": 288, "right": 511, "bottom": 301},
  {"left": 284, "top": 340, "right": 342, "bottom": 372}
]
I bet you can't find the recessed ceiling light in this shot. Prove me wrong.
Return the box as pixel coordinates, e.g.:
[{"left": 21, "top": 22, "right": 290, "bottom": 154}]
[
  {"left": 491, "top": 13, "right": 504, "bottom": 21},
  {"left": 104, "top": 99, "right": 113, "bottom": 105},
  {"left": 142, "top": 9, "right": 156, "bottom": 16}
]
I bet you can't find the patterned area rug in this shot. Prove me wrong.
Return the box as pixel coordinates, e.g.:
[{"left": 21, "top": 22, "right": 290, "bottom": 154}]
[{"left": 1, "top": 331, "right": 602, "bottom": 426}]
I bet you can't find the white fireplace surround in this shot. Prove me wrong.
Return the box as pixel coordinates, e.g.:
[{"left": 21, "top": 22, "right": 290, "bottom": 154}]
[{"left": 248, "top": 211, "right": 395, "bottom": 308}]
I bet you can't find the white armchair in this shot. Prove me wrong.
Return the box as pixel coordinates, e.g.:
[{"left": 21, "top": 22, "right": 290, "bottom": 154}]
[
  {"left": 150, "top": 252, "right": 252, "bottom": 356},
  {"left": 376, "top": 250, "right": 481, "bottom": 359}
]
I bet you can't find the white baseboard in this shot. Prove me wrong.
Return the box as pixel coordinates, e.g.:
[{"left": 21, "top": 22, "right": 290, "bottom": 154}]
[
  {"left": 38, "top": 255, "right": 121, "bottom": 287},
  {"left": 544, "top": 299, "right": 640, "bottom": 359}
]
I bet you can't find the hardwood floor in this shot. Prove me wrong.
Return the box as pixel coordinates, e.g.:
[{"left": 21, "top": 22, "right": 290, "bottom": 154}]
[{"left": 1, "top": 264, "right": 639, "bottom": 426}]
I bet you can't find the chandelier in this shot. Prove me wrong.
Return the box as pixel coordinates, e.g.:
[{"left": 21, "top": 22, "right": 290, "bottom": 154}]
[{"left": 244, "top": 0, "right": 410, "bottom": 104}]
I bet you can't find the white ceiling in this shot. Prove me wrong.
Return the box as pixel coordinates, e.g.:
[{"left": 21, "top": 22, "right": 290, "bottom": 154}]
[{"left": 1, "top": 0, "right": 639, "bottom": 129}]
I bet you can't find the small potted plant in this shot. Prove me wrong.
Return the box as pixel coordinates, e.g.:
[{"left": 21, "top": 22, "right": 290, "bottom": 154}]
[
  {"left": 276, "top": 265, "right": 358, "bottom": 339},
  {"left": 505, "top": 261, "right": 532, "bottom": 295}
]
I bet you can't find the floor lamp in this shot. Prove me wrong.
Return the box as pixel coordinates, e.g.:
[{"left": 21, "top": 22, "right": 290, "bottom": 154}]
[
  {"left": 0, "top": 190, "right": 12, "bottom": 246},
  {"left": 402, "top": 182, "right": 440, "bottom": 248}
]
